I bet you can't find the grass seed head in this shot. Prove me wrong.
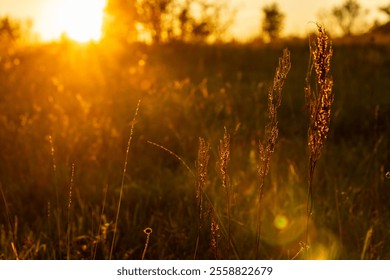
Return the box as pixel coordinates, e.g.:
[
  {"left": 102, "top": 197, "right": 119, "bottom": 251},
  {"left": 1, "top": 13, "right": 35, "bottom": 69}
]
[
  {"left": 306, "top": 25, "right": 334, "bottom": 162},
  {"left": 217, "top": 127, "right": 230, "bottom": 189},
  {"left": 258, "top": 48, "right": 291, "bottom": 179}
]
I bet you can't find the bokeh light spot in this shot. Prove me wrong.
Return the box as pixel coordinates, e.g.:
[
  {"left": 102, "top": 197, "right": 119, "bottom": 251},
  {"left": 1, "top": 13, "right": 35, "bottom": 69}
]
[{"left": 274, "top": 214, "right": 288, "bottom": 230}]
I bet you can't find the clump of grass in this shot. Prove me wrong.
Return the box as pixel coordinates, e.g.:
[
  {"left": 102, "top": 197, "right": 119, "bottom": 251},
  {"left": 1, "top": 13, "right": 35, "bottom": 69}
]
[
  {"left": 256, "top": 48, "right": 291, "bottom": 258},
  {"left": 304, "top": 24, "right": 334, "bottom": 251}
]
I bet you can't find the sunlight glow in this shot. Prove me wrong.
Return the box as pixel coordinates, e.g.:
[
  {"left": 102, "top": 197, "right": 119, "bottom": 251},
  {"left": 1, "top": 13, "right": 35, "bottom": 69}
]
[{"left": 43, "top": 0, "right": 106, "bottom": 42}]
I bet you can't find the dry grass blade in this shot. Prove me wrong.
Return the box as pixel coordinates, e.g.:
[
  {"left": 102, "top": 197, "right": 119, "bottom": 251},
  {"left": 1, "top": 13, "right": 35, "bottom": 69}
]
[
  {"left": 216, "top": 127, "right": 231, "bottom": 258},
  {"left": 304, "top": 24, "right": 334, "bottom": 251},
  {"left": 146, "top": 140, "right": 195, "bottom": 177},
  {"left": 0, "top": 183, "right": 19, "bottom": 259},
  {"left": 256, "top": 48, "right": 291, "bottom": 258},
  {"left": 361, "top": 226, "right": 373, "bottom": 260},
  {"left": 109, "top": 99, "right": 141, "bottom": 260},
  {"left": 210, "top": 209, "right": 220, "bottom": 259},
  {"left": 194, "top": 137, "right": 210, "bottom": 259},
  {"left": 47, "top": 135, "right": 62, "bottom": 256},
  {"left": 92, "top": 184, "right": 109, "bottom": 260},
  {"left": 196, "top": 138, "right": 210, "bottom": 215},
  {"left": 141, "top": 227, "right": 152, "bottom": 260},
  {"left": 66, "top": 163, "right": 75, "bottom": 260}
]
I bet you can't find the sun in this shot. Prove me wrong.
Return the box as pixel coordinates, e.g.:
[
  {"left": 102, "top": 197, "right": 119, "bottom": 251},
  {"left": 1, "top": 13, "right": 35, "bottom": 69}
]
[{"left": 51, "top": 0, "right": 106, "bottom": 43}]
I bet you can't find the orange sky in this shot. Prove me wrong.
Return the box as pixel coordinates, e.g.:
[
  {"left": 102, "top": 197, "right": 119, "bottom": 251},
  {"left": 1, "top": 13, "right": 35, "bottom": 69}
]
[{"left": 0, "top": 0, "right": 389, "bottom": 42}]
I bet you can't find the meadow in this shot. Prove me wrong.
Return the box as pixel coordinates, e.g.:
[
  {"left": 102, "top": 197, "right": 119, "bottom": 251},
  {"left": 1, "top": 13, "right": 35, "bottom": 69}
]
[{"left": 0, "top": 31, "right": 389, "bottom": 259}]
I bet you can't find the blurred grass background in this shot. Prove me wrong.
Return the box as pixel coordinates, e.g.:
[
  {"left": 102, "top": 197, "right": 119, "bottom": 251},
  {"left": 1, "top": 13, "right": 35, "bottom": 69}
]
[{"left": 0, "top": 37, "right": 389, "bottom": 259}]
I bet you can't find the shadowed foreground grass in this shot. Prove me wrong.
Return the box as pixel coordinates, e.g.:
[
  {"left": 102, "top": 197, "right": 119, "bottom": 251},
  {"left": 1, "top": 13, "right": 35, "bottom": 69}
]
[{"left": 0, "top": 35, "right": 389, "bottom": 259}]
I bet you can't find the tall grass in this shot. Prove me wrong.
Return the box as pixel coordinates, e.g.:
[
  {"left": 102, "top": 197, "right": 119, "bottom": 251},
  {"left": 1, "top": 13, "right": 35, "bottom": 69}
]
[
  {"left": 256, "top": 48, "right": 291, "bottom": 258},
  {"left": 304, "top": 25, "right": 334, "bottom": 254},
  {"left": 66, "top": 163, "right": 75, "bottom": 260},
  {"left": 194, "top": 137, "right": 210, "bottom": 259},
  {"left": 109, "top": 99, "right": 141, "bottom": 260},
  {"left": 216, "top": 127, "right": 231, "bottom": 258}
]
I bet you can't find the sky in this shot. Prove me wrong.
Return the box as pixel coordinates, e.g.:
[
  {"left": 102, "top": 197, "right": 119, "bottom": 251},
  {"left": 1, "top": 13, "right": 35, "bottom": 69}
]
[
  {"left": 0, "top": 0, "right": 389, "bottom": 42},
  {"left": 230, "top": 0, "right": 390, "bottom": 39}
]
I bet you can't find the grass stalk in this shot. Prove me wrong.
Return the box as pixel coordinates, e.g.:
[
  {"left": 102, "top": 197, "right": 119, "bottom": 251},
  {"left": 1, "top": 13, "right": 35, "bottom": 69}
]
[
  {"left": 109, "top": 100, "right": 141, "bottom": 260},
  {"left": 304, "top": 24, "right": 334, "bottom": 252},
  {"left": 217, "top": 127, "right": 231, "bottom": 259},
  {"left": 0, "top": 183, "right": 18, "bottom": 259},
  {"left": 48, "top": 135, "right": 62, "bottom": 258},
  {"left": 146, "top": 138, "right": 235, "bottom": 258},
  {"left": 361, "top": 226, "right": 373, "bottom": 260},
  {"left": 256, "top": 48, "right": 291, "bottom": 258},
  {"left": 194, "top": 137, "right": 210, "bottom": 259},
  {"left": 66, "top": 163, "right": 75, "bottom": 260},
  {"left": 141, "top": 227, "right": 152, "bottom": 260},
  {"left": 92, "top": 183, "right": 109, "bottom": 259},
  {"left": 210, "top": 209, "right": 220, "bottom": 259},
  {"left": 146, "top": 140, "right": 195, "bottom": 177}
]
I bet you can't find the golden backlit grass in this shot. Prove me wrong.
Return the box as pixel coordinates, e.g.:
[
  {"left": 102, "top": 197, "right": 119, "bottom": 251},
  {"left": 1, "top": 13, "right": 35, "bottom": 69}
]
[{"left": 0, "top": 33, "right": 389, "bottom": 259}]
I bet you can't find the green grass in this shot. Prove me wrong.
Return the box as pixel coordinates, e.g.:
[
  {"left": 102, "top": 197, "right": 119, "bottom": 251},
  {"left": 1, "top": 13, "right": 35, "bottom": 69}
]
[{"left": 0, "top": 36, "right": 389, "bottom": 259}]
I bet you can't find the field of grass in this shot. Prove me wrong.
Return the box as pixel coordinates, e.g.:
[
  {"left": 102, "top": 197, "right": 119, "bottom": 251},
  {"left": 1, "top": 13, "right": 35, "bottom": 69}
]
[{"left": 0, "top": 32, "right": 389, "bottom": 259}]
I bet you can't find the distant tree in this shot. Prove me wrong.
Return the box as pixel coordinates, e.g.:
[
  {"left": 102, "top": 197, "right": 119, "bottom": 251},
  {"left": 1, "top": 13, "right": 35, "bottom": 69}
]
[
  {"left": 0, "top": 17, "right": 37, "bottom": 47},
  {"left": 102, "top": 0, "right": 233, "bottom": 44},
  {"left": 0, "top": 17, "right": 21, "bottom": 42},
  {"left": 187, "top": 1, "right": 222, "bottom": 42},
  {"left": 178, "top": 5, "right": 191, "bottom": 41},
  {"left": 192, "top": 1, "right": 234, "bottom": 42},
  {"left": 137, "top": 0, "right": 233, "bottom": 43},
  {"left": 262, "top": 3, "right": 284, "bottom": 42},
  {"left": 332, "top": 0, "right": 362, "bottom": 36},
  {"left": 136, "top": 0, "right": 173, "bottom": 43},
  {"left": 379, "top": 4, "right": 390, "bottom": 20}
]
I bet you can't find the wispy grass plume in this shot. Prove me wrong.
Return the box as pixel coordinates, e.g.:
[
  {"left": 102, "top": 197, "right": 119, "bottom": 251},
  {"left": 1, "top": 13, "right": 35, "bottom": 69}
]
[
  {"left": 217, "top": 127, "right": 231, "bottom": 259},
  {"left": 194, "top": 137, "right": 210, "bottom": 259},
  {"left": 304, "top": 24, "right": 334, "bottom": 251},
  {"left": 256, "top": 48, "right": 291, "bottom": 258}
]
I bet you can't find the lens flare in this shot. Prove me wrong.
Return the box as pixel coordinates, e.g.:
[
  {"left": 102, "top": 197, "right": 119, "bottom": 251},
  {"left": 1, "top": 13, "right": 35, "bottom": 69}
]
[
  {"left": 260, "top": 187, "right": 306, "bottom": 247},
  {"left": 273, "top": 214, "right": 288, "bottom": 230}
]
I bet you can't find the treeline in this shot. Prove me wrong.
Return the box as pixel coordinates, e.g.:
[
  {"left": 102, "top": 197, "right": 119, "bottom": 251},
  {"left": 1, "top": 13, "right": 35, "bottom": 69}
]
[{"left": 1, "top": 0, "right": 390, "bottom": 47}]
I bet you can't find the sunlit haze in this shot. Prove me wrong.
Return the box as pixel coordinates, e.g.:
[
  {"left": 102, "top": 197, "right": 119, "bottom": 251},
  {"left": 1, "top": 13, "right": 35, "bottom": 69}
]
[
  {"left": 0, "top": 0, "right": 389, "bottom": 42},
  {"left": 1, "top": 0, "right": 106, "bottom": 42}
]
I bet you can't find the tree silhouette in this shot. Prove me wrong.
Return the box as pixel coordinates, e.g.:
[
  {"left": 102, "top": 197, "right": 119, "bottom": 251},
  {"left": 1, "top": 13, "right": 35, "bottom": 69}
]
[
  {"left": 0, "top": 17, "right": 21, "bottom": 42},
  {"left": 332, "top": 0, "right": 362, "bottom": 36},
  {"left": 137, "top": 0, "right": 173, "bottom": 43},
  {"left": 379, "top": 4, "right": 390, "bottom": 20},
  {"left": 262, "top": 3, "right": 284, "bottom": 42},
  {"left": 101, "top": 0, "right": 232, "bottom": 44}
]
